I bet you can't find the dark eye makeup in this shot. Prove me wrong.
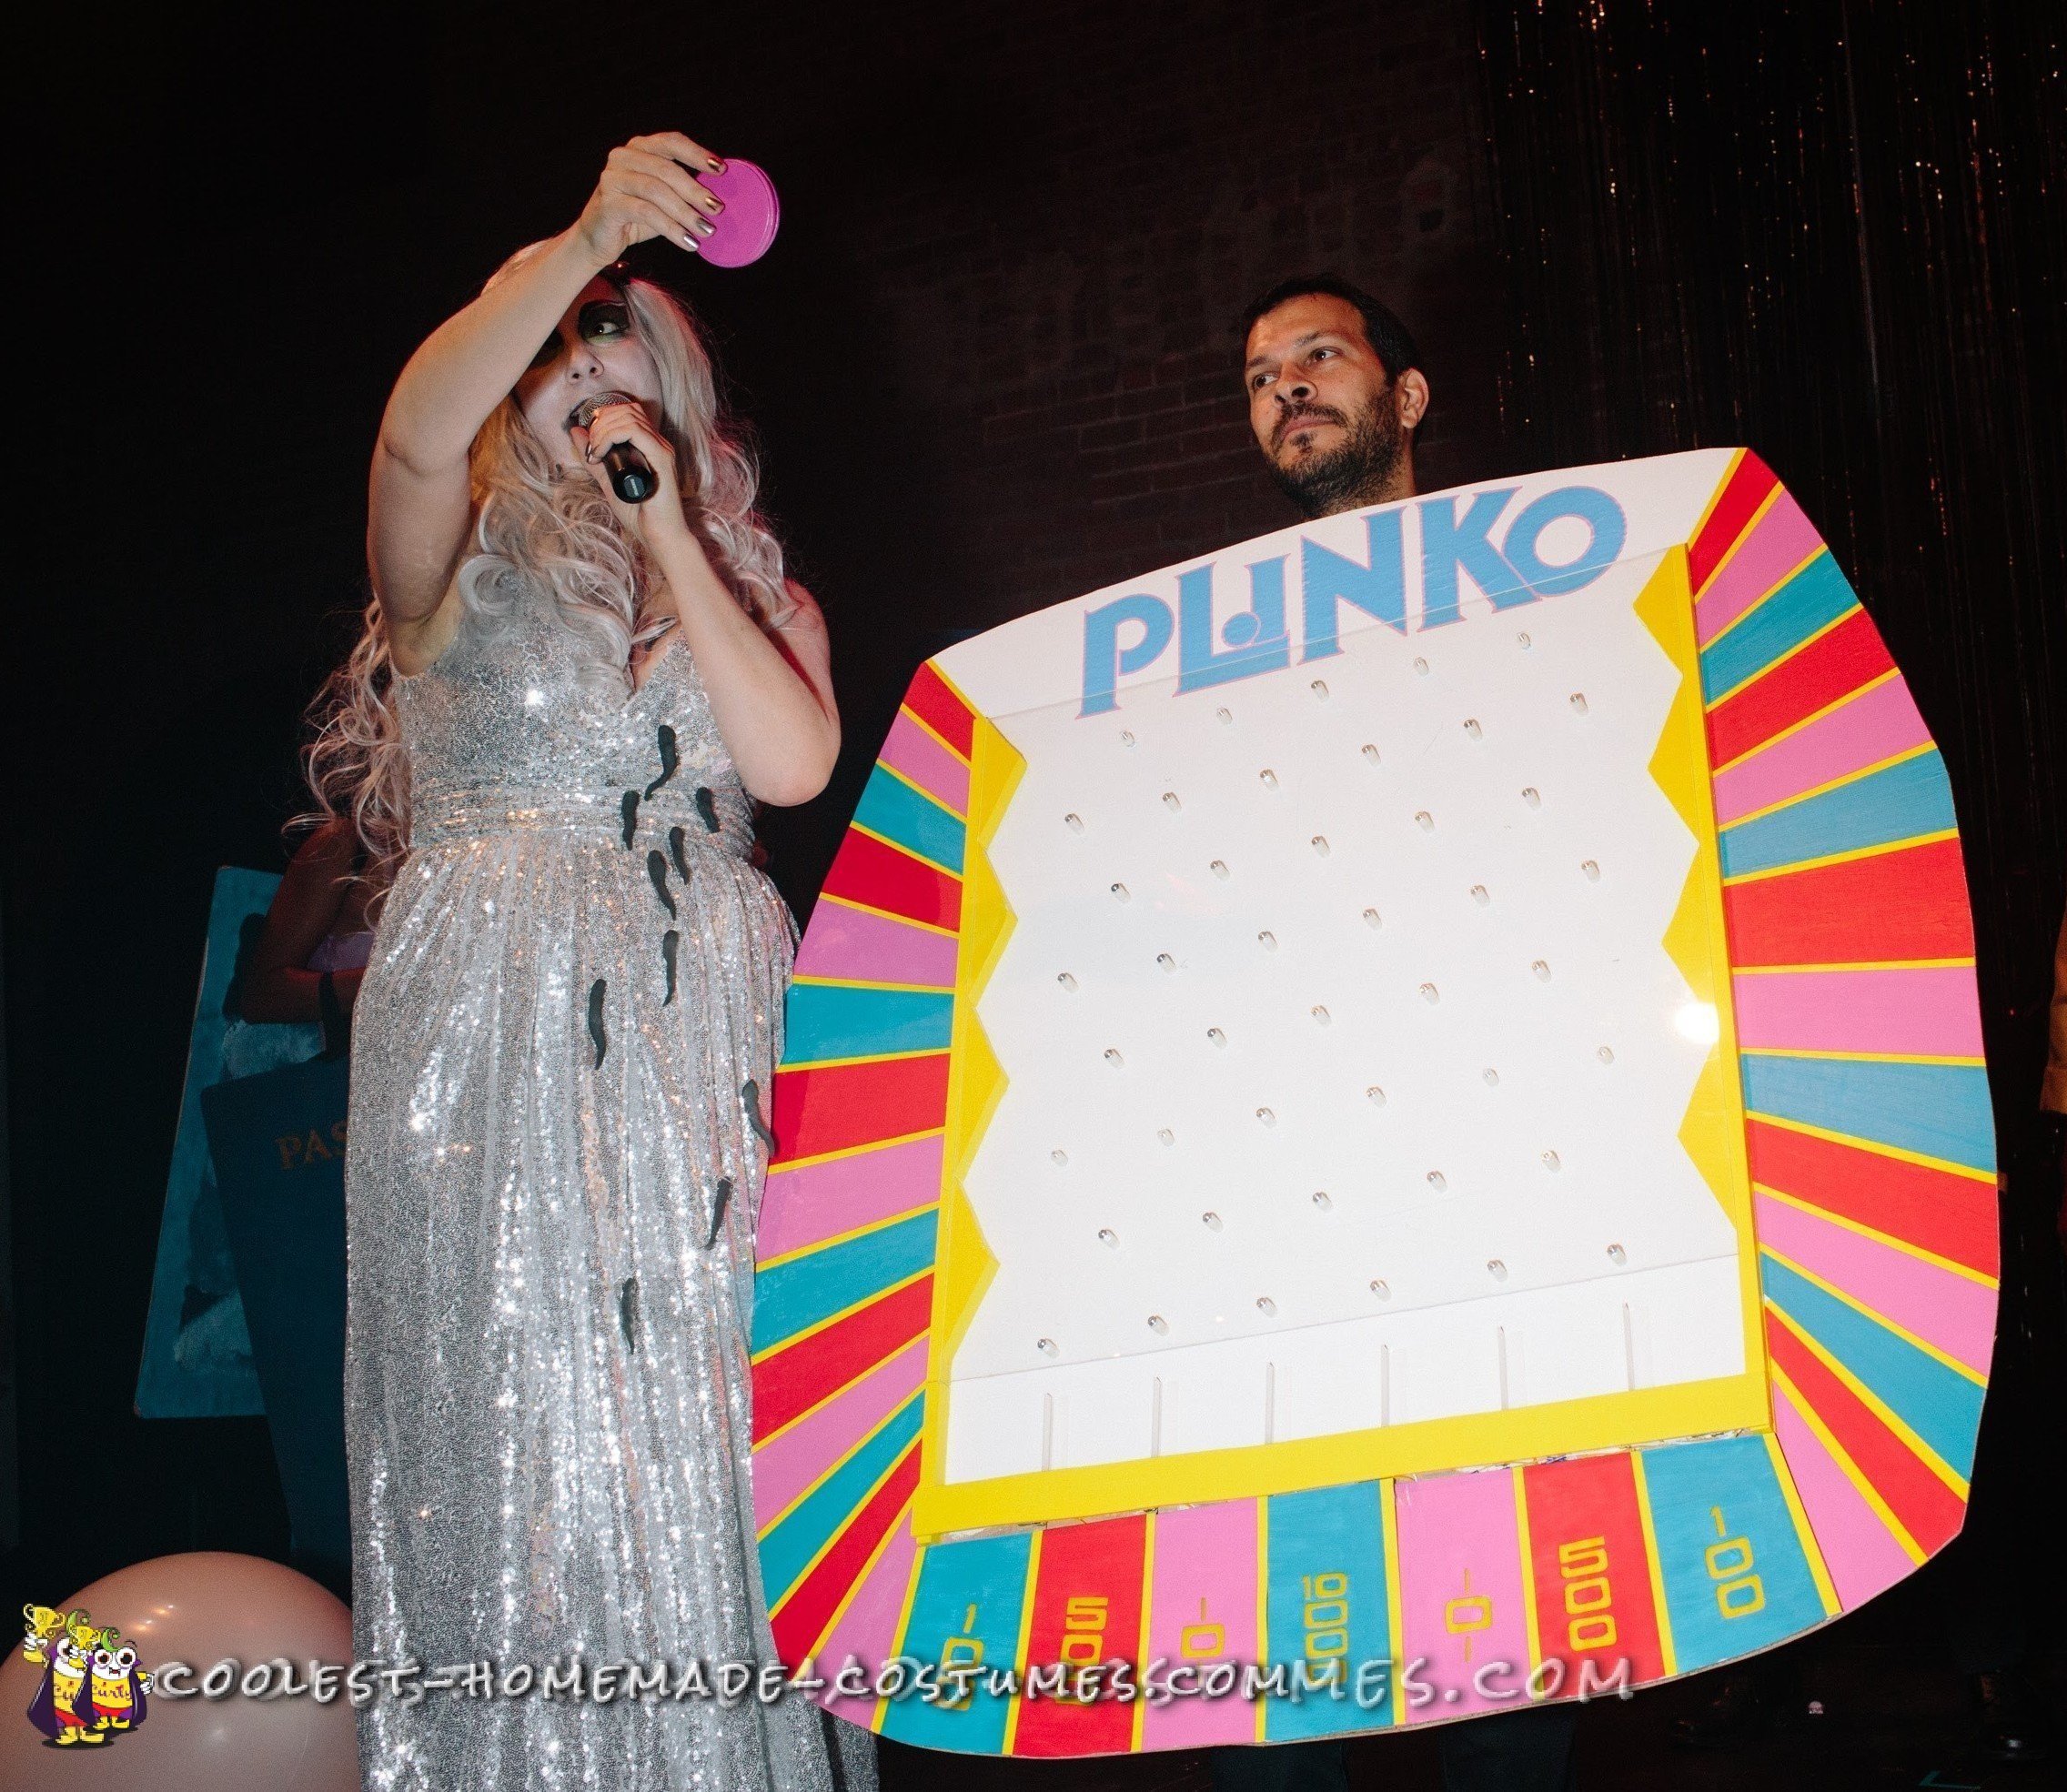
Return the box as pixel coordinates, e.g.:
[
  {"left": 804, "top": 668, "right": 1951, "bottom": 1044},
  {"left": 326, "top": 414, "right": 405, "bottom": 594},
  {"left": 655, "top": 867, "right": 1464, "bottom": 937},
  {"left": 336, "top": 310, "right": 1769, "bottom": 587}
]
[
  {"left": 578, "top": 300, "right": 630, "bottom": 342},
  {"left": 523, "top": 301, "right": 630, "bottom": 378}
]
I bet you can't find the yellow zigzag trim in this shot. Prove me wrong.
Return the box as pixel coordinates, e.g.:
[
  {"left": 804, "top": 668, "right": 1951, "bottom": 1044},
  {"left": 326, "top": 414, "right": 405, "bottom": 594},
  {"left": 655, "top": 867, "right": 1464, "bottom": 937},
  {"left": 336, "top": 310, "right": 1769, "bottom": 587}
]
[
  {"left": 915, "top": 694, "right": 1025, "bottom": 1529},
  {"left": 1634, "top": 548, "right": 1770, "bottom": 1423}
]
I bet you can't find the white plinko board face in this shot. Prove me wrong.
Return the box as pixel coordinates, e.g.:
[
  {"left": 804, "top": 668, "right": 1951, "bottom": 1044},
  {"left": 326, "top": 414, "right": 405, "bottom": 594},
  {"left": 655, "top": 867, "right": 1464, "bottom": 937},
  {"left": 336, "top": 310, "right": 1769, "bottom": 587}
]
[{"left": 932, "top": 452, "right": 1750, "bottom": 1494}]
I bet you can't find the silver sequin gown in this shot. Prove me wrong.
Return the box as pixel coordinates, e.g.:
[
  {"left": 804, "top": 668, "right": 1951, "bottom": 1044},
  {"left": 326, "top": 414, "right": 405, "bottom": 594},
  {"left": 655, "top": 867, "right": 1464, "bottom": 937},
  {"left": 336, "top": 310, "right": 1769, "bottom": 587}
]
[{"left": 344, "top": 582, "right": 876, "bottom": 1792}]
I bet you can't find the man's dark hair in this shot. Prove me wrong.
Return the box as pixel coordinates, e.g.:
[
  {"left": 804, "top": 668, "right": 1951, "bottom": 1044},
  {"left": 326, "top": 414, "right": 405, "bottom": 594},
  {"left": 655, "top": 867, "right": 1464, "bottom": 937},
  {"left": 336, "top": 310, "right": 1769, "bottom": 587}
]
[{"left": 1237, "top": 274, "right": 1421, "bottom": 384}]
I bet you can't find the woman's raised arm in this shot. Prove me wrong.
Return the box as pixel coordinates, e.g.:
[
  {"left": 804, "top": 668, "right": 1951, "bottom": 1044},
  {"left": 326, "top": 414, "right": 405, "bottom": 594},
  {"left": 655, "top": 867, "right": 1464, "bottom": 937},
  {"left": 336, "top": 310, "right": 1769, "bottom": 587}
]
[{"left": 368, "top": 131, "right": 726, "bottom": 671}]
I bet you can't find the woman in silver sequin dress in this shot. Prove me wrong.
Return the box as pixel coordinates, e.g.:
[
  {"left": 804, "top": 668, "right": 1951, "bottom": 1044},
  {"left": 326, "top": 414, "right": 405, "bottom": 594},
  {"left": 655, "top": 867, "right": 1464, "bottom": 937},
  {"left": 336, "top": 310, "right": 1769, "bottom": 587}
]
[{"left": 336, "top": 129, "right": 876, "bottom": 1791}]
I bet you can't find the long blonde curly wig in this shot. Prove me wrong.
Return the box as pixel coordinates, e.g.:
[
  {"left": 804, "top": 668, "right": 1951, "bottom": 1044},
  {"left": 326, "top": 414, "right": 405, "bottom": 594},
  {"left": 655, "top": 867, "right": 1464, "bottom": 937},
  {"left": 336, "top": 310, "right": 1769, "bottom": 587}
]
[{"left": 301, "top": 251, "right": 794, "bottom": 897}]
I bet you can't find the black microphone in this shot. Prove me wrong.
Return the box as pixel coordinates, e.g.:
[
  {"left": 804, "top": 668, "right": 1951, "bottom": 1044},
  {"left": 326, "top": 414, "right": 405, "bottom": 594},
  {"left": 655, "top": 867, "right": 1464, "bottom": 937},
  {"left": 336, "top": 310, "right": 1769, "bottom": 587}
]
[{"left": 569, "top": 390, "right": 660, "bottom": 503}]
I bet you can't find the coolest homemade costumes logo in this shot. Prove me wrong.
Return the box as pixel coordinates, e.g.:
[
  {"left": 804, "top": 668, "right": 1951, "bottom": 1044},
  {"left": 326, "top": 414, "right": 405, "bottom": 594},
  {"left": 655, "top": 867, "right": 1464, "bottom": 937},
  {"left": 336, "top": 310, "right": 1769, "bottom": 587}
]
[{"left": 21, "top": 1604, "right": 154, "bottom": 1749}]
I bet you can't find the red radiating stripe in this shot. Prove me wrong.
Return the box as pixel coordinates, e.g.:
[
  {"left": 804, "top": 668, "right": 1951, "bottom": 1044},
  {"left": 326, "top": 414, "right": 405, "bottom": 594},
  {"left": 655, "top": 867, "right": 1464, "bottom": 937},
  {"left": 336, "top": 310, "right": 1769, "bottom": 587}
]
[
  {"left": 1763, "top": 1308, "right": 1966, "bottom": 1555},
  {"left": 752, "top": 1275, "right": 935, "bottom": 1440},
  {"left": 1745, "top": 1117, "right": 1997, "bottom": 1276},
  {"left": 1012, "top": 1511, "right": 1149, "bottom": 1757},
  {"left": 904, "top": 662, "right": 976, "bottom": 759},
  {"left": 1706, "top": 608, "right": 1893, "bottom": 763},
  {"left": 771, "top": 1053, "right": 952, "bottom": 1164},
  {"left": 821, "top": 829, "right": 962, "bottom": 931},
  {"left": 1722, "top": 838, "right": 1975, "bottom": 966},
  {"left": 770, "top": 1447, "right": 920, "bottom": 1664},
  {"left": 1688, "top": 451, "right": 1780, "bottom": 596},
  {"left": 1520, "top": 1455, "right": 1666, "bottom": 1685}
]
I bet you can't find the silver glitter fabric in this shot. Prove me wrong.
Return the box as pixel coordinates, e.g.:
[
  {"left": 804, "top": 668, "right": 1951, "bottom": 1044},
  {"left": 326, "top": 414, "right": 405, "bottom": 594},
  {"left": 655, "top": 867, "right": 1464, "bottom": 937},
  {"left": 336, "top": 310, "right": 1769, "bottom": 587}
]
[{"left": 345, "top": 583, "right": 876, "bottom": 1792}]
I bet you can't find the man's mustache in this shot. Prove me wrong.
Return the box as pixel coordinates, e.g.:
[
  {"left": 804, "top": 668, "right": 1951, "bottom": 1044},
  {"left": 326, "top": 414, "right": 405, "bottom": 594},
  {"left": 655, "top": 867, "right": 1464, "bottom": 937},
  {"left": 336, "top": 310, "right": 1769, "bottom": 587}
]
[{"left": 1272, "top": 405, "right": 1347, "bottom": 448}]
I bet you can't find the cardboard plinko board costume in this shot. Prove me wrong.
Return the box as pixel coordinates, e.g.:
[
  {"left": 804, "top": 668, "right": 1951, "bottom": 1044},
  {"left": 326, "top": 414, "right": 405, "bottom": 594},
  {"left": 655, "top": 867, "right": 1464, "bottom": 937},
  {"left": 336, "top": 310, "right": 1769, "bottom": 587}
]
[{"left": 751, "top": 449, "right": 1994, "bottom": 1757}]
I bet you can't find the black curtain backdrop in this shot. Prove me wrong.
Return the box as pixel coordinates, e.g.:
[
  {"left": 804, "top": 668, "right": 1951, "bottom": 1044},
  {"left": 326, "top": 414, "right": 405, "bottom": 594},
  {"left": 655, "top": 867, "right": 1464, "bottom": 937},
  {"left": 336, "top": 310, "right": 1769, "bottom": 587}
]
[
  {"left": 1474, "top": 0, "right": 2067, "bottom": 1634},
  {"left": 4, "top": 0, "right": 2059, "bottom": 1669}
]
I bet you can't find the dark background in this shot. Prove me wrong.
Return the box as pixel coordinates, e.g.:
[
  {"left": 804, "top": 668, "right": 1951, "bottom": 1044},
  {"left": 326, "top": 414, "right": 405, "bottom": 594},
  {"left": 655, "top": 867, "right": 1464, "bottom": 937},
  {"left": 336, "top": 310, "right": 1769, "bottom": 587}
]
[{"left": 5, "top": 0, "right": 2061, "bottom": 1782}]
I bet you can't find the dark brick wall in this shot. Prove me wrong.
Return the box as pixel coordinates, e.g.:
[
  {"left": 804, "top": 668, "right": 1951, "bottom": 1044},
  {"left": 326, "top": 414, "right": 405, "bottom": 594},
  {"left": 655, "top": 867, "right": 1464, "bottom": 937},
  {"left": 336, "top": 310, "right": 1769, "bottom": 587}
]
[{"left": 774, "top": 0, "right": 1506, "bottom": 631}]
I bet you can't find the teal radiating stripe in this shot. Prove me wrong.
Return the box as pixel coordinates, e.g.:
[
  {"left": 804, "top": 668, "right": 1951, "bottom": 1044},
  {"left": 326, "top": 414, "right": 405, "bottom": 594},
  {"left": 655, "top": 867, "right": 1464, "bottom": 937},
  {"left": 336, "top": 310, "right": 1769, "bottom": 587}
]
[
  {"left": 880, "top": 1530, "right": 1034, "bottom": 1752},
  {"left": 1739, "top": 1054, "right": 1994, "bottom": 1173},
  {"left": 784, "top": 982, "right": 953, "bottom": 1062},
  {"left": 752, "top": 1209, "right": 939, "bottom": 1350},
  {"left": 1759, "top": 1253, "right": 1982, "bottom": 1476},
  {"left": 1638, "top": 1434, "right": 1824, "bottom": 1670},
  {"left": 1719, "top": 751, "right": 1956, "bottom": 878},
  {"left": 853, "top": 765, "right": 965, "bottom": 874},
  {"left": 759, "top": 1394, "right": 923, "bottom": 1606},
  {"left": 1699, "top": 551, "right": 1854, "bottom": 699}
]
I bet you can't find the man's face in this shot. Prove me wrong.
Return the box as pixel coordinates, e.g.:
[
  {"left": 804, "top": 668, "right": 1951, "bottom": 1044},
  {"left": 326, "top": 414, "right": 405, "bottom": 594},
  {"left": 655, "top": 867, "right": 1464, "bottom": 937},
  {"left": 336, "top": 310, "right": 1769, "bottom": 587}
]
[{"left": 1243, "top": 293, "right": 1409, "bottom": 518}]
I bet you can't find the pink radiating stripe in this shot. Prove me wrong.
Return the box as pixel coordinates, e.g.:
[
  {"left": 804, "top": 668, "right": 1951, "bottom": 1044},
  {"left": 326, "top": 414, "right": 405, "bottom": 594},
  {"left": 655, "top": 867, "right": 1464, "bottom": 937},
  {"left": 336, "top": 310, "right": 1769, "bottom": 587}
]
[
  {"left": 1395, "top": 1471, "right": 1529, "bottom": 1722},
  {"left": 1711, "top": 678, "right": 1930, "bottom": 823},
  {"left": 1141, "top": 1502, "right": 1259, "bottom": 1750},
  {"left": 1694, "top": 489, "right": 1824, "bottom": 643},
  {"left": 755, "top": 1338, "right": 930, "bottom": 1527},
  {"left": 758, "top": 1133, "right": 947, "bottom": 1261},
  {"left": 1754, "top": 1194, "right": 1995, "bottom": 1375},
  {"left": 880, "top": 712, "right": 972, "bottom": 814},
  {"left": 792, "top": 900, "right": 960, "bottom": 988},
  {"left": 1770, "top": 1381, "right": 1915, "bottom": 1609},
  {"left": 1731, "top": 965, "right": 1983, "bottom": 1060},
  {"left": 816, "top": 1516, "right": 920, "bottom": 1719}
]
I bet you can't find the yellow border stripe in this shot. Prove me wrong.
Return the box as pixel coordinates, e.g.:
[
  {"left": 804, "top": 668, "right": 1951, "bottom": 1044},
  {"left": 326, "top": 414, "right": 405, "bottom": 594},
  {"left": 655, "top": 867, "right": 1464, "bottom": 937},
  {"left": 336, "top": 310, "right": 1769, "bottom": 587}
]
[
  {"left": 1702, "top": 601, "right": 1860, "bottom": 710},
  {"left": 897, "top": 700, "right": 973, "bottom": 768},
  {"left": 797, "top": 1495, "right": 915, "bottom": 1666},
  {"left": 1721, "top": 828, "right": 1959, "bottom": 886},
  {"left": 758, "top": 1397, "right": 923, "bottom": 1545},
  {"left": 1739, "top": 1046, "right": 1986, "bottom": 1069},
  {"left": 1718, "top": 741, "right": 1935, "bottom": 832},
  {"left": 812, "top": 891, "right": 960, "bottom": 941},
  {"left": 1002, "top": 1530, "right": 1043, "bottom": 1753},
  {"left": 872, "top": 1540, "right": 930, "bottom": 1734},
  {"left": 1761, "top": 1244, "right": 1988, "bottom": 1387},
  {"left": 1746, "top": 1110, "right": 1998, "bottom": 1185},
  {"left": 1382, "top": 1480, "right": 1407, "bottom": 1728},
  {"left": 1762, "top": 1302, "right": 1971, "bottom": 1500},
  {"left": 1753, "top": 1183, "right": 1999, "bottom": 1288},
  {"left": 766, "top": 1430, "right": 923, "bottom": 1616},
  {"left": 1760, "top": 1432, "right": 1842, "bottom": 1617},
  {"left": 1684, "top": 448, "right": 1750, "bottom": 582},
  {"left": 777, "top": 1045, "right": 950, "bottom": 1075},
  {"left": 1627, "top": 1451, "right": 1679, "bottom": 1678},
  {"left": 1733, "top": 957, "right": 1974, "bottom": 974},
  {"left": 1711, "top": 667, "right": 1902, "bottom": 773},
  {"left": 750, "top": 1267, "right": 932, "bottom": 1366},
  {"left": 792, "top": 973, "right": 957, "bottom": 996},
  {"left": 874, "top": 755, "right": 969, "bottom": 822},
  {"left": 757, "top": 1199, "right": 942, "bottom": 1274},
  {"left": 754, "top": 1334, "right": 929, "bottom": 1451},
  {"left": 1769, "top": 1364, "right": 1927, "bottom": 1564},
  {"left": 1699, "top": 540, "right": 1829, "bottom": 654},
  {"left": 846, "top": 820, "right": 964, "bottom": 882},
  {"left": 1512, "top": 1468, "right": 1542, "bottom": 1678},
  {"left": 768, "top": 1126, "right": 945, "bottom": 1176},
  {"left": 1254, "top": 1497, "right": 1271, "bottom": 1743}
]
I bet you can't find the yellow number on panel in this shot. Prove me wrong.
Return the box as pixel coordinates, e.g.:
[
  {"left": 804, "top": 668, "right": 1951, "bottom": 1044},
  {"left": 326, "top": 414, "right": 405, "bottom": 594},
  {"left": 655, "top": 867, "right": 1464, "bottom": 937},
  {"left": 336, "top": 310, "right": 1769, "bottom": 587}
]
[
  {"left": 1557, "top": 1535, "right": 1618, "bottom": 1651},
  {"left": 1301, "top": 1570, "right": 1350, "bottom": 1663},
  {"left": 1706, "top": 1507, "right": 1766, "bottom": 1619},
  {"left": 1061, "top": 1594, "right": 1108, "bottom": 1666}
]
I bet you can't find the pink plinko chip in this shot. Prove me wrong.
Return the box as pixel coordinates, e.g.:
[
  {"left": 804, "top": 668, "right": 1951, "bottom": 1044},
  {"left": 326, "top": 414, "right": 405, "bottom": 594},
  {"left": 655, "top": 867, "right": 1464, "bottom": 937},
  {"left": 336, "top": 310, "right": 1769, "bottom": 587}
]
[{"left": 696, "top": 158, "right": 780, "bottom": 268}]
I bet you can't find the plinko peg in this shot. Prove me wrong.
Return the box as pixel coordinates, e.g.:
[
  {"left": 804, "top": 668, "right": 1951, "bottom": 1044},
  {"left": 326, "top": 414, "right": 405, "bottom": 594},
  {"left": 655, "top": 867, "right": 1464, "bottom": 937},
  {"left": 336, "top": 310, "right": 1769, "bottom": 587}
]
[{"left": 1065, "top": 811, "right": 1084, "bottom": 832}]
